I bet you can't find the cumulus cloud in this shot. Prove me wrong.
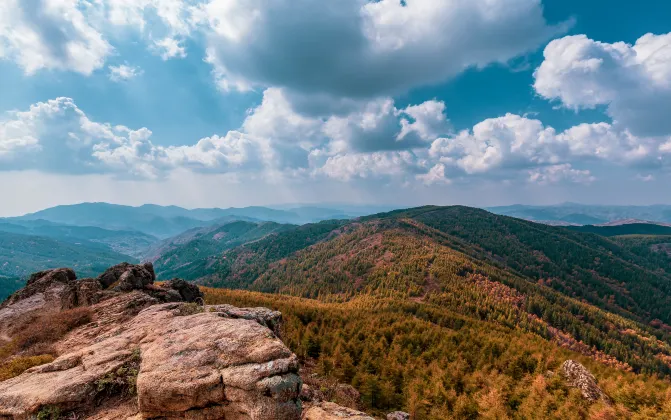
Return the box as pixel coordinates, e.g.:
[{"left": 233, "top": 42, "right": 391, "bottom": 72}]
[
  {"left": 534, "top": 32, "right": 671, "bottom": 137},
  {"left": 4, "top": 94, "right": 669, "bottom": 186},
  {"left": 428, "top": 113, "right": 671, "bottom": 182},
  {"left": 0, "top": 0, "right": 112, "bottom": 74},
  {"left": 528, "top": 164, "right": 594, "bottom": 185},
  {"left": 200, "top": 0, "right": 569, "bottom": 102},
  {"left": 108, "top": 63, "right": 143, "bottom": 81},
  {"left": 0, "top": 97, "right": 274, "bottom": 178}
]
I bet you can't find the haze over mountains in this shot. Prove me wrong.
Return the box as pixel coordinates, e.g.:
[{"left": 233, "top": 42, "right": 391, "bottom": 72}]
[
  {"left": 2, "top": 201, "right": 671, "bottom": 296},
  {"left": 488, "top": 203, "right": 671, "bottom": 226}
]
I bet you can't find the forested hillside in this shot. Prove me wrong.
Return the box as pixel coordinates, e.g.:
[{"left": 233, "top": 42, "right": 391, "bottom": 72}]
[
  {"left": 183, "top": 207, "right": 671, "bottom": 386},
  {"left": 0, "top": 231, "right": 137, "bottom": 296},
  {"left": 150, "top": 221, "right": 295, "bottom": 278}
]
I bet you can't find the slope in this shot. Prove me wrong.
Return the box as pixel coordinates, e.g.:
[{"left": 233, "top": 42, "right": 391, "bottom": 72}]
[
  {"left": 189, "top": 206, "right": 671, "bottom": 378},
  {"left": 0, "top": 220, "right": 157, "bottom": 257},
  {"left": 149, "top": 221, "right": 295, "bottom": 279},
  {"left": 0, "top": 230, "right": 137, "bottom": 283}
]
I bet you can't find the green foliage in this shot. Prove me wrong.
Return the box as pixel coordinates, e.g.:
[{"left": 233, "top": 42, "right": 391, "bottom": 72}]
[
  {"left": 174, "top": 302, "right": 204, "bottom": 316},
  {"left": 36, "top": 405, "right": 61, "bottom": 420},
  {"left": 153, "top": 221, "right": 294, "bottom": 279},
  {"left": 0, "top": 230, "right": 138, "bottom": 287},
  {"left": 204, "top": 288, "right": 671, "bottom": 419},
  {"left": 94, "top": 348, "right": 141, "bottom": 397}
]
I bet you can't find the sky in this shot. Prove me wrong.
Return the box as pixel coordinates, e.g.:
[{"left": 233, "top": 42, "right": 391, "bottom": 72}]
[{"left": 0, "top": 0, "right": 670, "bottom": 216}]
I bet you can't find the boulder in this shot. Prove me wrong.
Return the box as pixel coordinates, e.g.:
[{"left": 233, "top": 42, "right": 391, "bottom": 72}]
[
  {"left": 561, "top": 360, "right": 611, "bottom": 404},
  {"left": 0, "top": 296, "right": 302, "bottom": 419},
  {"left": 75, "top": 278, "right": 103, "bottom": 306},
  {"left": 387, "top": 412, "right": 410, "bottom": 420},
  {"left": 162, "top": 278, "right": 204, "bottom": 303},
  {"left": 96, "top": 262, "right": 133, "bottom": 289},
  {"left": 210, "top": 304, "right": 283, "bottom": 337},
  {"left": 302, "top": 402, "right": 375, "bottom": 420}
]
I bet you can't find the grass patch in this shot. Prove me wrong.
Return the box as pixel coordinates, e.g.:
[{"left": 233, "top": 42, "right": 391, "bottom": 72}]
[
  {"left": 94, "top": 348, "right": 141, "bottom": 398},
  {"left": 13, "top": 307, "right": 92, "bottom": 355},
  {"left": 174, "top": 302, "right": 204, "bottom": 316},
  {"left": 0, "top": 354, "right": 55, "bottom": 381}
]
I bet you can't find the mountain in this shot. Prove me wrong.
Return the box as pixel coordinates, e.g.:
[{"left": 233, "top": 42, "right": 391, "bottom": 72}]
[
  {"left": 567, "top": 223, "right": 671, "bottom": 237},
  {"left": 0, "top": 231, "right": 137, "bottom": 298},
  {"left": 147, "top": 220, "right": 296, "bottom": 278},
  {"left": 4, "top": 208, "right": 671, "bottom": 417},
  {"left": 0, "top": 219, "right": 157, "bottom": 258},
  {"left": 7, "top": 203, "right": 370, "bottom": 238},
  {"left": 175, "top": 206, "right": 671, "bottom": 379},
  {"left": 488, "top": 203, "right": 671, "bottom": 225}
]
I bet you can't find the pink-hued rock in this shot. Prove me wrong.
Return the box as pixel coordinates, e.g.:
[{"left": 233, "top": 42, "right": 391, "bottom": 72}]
[
  {"left": 0, "top": 295, "right": 301, "bottom": 419},
  {"left": 302, "top": 402, "right": 375, "bottom": 420}
]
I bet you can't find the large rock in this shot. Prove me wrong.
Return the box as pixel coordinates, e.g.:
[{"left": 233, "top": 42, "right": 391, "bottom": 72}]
[
  {"left": 561, "top": 360, "right": 611, "bottom": 404},
  {"left": 210, "top": 304, "right": 283, "bottom": 337},
  {"left": 97, "top": 262, "right": 156, "bottom": 291},
  {"left": 302, "top": 402, "right": 375, "bottom": 420},
  {"left": 0, "top": 268, "right": 79, "bottom": 337},
  {"left": 162, "top": 278, "right": 204, "bottom": 303},
  {"left": 0, "top": 296, "right": 302, "bottom": 419}
]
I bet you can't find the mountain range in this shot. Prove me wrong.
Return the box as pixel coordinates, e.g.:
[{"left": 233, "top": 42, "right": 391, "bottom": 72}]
[
  {"left": 488, "top": 203, "right": 671, "bottom": 225},
  {"left": 3, "top": 203, "right": 671, "bottom": 417}
]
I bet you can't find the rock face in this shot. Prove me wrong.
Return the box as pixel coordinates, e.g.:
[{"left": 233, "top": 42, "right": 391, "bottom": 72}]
[
  {"left": 0, "top": 268, "right": 79, "bottom": 337},
  {"left": 302, "top": 402, "right": 375, "bottom": 420},
  {"left": 561, "top": 360, "right": 611, "bottom": 404},
  {"left": 210, "top": 304, "right": 283, "bottom": 337},
  {"left": 0, "top": 264, "right": 302, "bottom": 419}
]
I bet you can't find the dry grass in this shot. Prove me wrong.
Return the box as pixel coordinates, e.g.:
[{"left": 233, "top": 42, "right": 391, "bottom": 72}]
[
  {"left": 0, "top": 354, "right": 55, "bottom": 381},
  {"left": 13, "top": 307, "right": 93, "bottom": 355},
  {"left": 0, "top": 307, "right": 93, "bottom": 382}
]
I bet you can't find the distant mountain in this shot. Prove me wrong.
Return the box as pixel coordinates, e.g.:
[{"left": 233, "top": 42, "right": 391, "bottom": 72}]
[
  {"left": 7, "top": 203, "right": 369, "bottom": 238},
  {"left": 488, "top": 203, "right": 671, "bottom": 225},
  {"left": 567, "top": 223, "right": 671, "bottom": 237},
  {"left": 597, "top": 218, "right": 671, "bottom": 227},
  {"left": 148, "top": 221, "right": 295, "bottom": 279},
  {"left": 0, "top": 230, "right": 137, "bottom": 298},
  {"left": 0, "top": 219, "right": 157, "bottom": 257}
]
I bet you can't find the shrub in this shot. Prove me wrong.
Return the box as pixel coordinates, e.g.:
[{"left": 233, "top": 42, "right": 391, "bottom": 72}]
[
  {"left": 14, "top": 307, "right": 93, "bottom": 354},
  {"left": 0, "top": 354, "right": 55, "bottom": 381}
]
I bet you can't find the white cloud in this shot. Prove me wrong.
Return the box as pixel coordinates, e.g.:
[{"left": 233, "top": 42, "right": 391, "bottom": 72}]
[
  {"left": 153, "top": 37, "right": 187, "bottom": 60},
  {"left": 200, "top": 0, "right": 569, "bottom": 102},
  {"left": 528, "top": 164, "right": 594, "bottom": 185},
  {"left": 534, "top": 32, "right": 671, "bottom": 137},
  {"left": 3, "top": 92, "right": 669, "bottom": 187},
  {"left": 316, "top": 151, "right": 423, "bottom": 181},
  {"left": 428, "top": 113, "right": 671, "bottom": 182},
  {"left": 108, "top": 63, "right": 143, "bottom": 81},
  {"left": 0, "top": 97, "right": 273, "bottom": 178},
  {"left": 416, "top": 164, "right": 450, "bottom": 185},
  {"left": 0, "top": 0, "right": 112, "bottom": 75}
]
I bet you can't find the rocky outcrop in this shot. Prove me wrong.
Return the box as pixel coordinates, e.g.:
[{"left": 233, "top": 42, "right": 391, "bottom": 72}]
[
  {"left": 162, "top": 278, "right": 204, "bottom": 303},
  {"left": 387, "top": 412, "right": 410, "bottom": 420},
  {"left": 210, "top": 304, "right": 283, "bottom": 337},
  {"left": 302, "top": 402, "right": 375, "bottom": 420},
  {"left": 561, "top": 360, "right": 611, "bottom": 404},
  {"left": 0, "top": 268, "right": 79, "bottom": 337},
  {"left": 0, "top": 264, "right": 302, "bottom": 419}
]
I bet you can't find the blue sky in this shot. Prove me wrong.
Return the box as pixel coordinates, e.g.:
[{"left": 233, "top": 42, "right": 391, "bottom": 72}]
[{"left": 0, "top": 0, "right": 669, "bottom": 215}]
